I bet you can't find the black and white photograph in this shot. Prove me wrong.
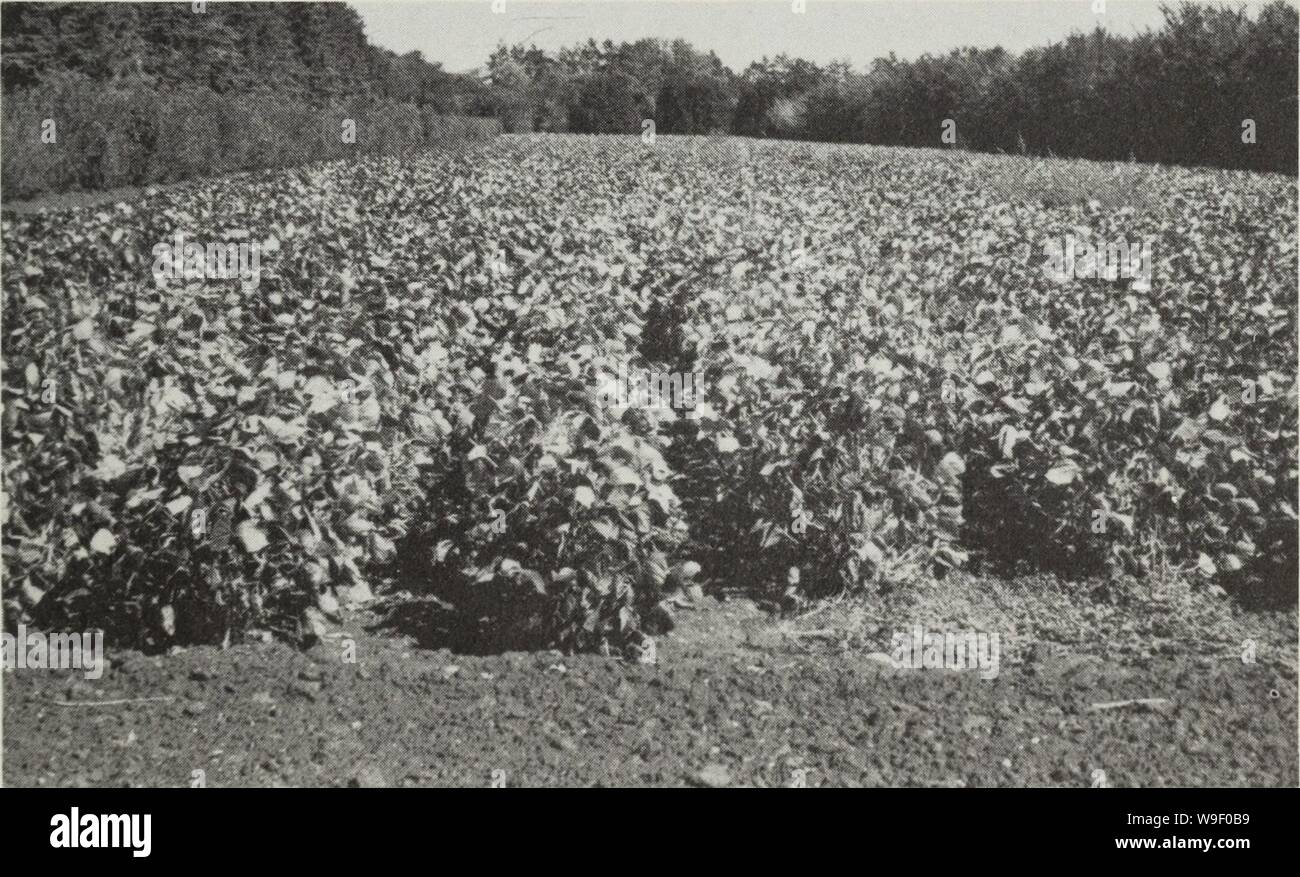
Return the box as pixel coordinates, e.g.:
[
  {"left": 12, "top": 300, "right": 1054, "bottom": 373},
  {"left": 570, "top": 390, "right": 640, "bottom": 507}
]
[{"left": 0, "top": 0, "right": 1297, "bottom": 813}]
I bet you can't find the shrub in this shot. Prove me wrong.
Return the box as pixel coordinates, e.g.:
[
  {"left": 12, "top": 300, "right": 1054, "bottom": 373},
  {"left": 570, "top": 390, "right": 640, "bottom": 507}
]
[{"left": 0, "top": 81, "right": 501, "bottom": 201}]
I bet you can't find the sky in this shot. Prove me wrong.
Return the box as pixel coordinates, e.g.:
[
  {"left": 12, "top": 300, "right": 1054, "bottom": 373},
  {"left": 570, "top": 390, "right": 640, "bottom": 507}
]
[{"left": 351, "top": 0, "right": 1192, "bottom": 74}]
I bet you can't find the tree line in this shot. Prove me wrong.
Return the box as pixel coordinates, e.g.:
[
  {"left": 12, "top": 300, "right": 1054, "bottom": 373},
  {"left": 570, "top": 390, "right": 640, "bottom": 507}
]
[
  {"left": 483, "top": 2, "right": 1295, "bottom": 174},
  {"left": 2, "top": 2, "right": 1295, "bottom": 180},
  {"left": 0, "top": 2, "right": 497, "bottom": 199},
  {"left": 1, "top": 1, "right": 490, "bottom": 114}
]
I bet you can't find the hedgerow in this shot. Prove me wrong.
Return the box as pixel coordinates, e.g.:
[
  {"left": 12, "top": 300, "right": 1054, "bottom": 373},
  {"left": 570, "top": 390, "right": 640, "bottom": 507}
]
[{"left": 1, "top": 81, "right": 501, "bottom": 201}]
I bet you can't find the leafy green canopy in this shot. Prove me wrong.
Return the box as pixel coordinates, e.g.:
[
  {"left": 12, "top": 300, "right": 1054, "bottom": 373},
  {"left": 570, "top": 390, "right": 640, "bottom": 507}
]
[{"left": 3, "top": 136, "right": 1295, "bottom": 651}]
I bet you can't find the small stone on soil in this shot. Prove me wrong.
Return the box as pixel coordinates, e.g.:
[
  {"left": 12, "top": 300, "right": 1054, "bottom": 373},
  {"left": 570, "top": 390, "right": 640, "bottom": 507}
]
[
  {"left": 289, "top": 680, "right": 322, "bottom": 700},
  {"left": 349, "top": 766, "right": 388, "bottom": 788},
  {"left": 693, "top": 763, "right": 732, "bottom": 788}
]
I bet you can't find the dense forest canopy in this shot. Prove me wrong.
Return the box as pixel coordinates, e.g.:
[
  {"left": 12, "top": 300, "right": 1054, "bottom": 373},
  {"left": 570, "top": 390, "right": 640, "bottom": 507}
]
[
  {"left": 0, "top": 2, "right": 492, "bottom": 114},
  {"left": 475, "top": 2, "right": 1297, "bottom": 173},
  {"left": 0, "top": 3, "right": 499, "bottom": 198},
  {"left": 2, "top": 1, "right": 1296, "bottom": 173}
]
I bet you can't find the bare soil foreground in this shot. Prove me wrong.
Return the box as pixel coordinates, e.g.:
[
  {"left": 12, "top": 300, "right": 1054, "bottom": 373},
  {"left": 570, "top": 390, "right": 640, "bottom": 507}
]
[{"left": 5, "top": 578, "right": 1296, "bottom": 788}]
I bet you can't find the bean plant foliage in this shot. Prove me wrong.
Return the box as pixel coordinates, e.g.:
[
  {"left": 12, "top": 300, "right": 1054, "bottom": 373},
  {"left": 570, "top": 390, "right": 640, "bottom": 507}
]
[{"left": 2, "top": 137, "right": 1296, "bottom": 652}]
